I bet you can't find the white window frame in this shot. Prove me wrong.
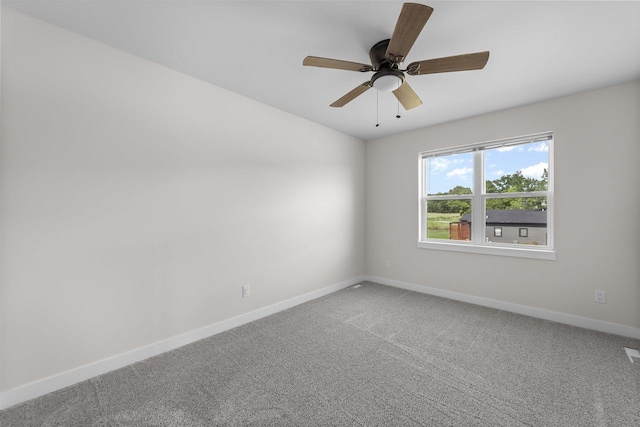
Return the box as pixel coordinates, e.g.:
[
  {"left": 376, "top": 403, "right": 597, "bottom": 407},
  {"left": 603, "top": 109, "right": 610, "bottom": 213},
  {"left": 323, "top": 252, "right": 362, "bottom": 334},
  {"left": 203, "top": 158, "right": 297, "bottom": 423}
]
[{"left": 418, "top": 132, "right": 555, "bottom": 260}]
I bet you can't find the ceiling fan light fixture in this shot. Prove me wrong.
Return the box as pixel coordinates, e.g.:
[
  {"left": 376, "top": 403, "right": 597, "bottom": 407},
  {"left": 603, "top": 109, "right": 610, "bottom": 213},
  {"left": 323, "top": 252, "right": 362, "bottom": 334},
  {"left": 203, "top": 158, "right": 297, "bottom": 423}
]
[
  {"left": 371, "top": 69, "right": 404, "bottom": 92},
  {"left": 373, "top": 74, "right": 402, "bottom": 92}
]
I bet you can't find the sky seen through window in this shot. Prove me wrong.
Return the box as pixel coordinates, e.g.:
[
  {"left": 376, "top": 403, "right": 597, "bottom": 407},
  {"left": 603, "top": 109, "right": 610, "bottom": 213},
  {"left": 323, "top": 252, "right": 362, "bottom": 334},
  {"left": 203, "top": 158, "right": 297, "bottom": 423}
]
[{"left": 426, "top": 141, "right": 549, "bottom": 195}]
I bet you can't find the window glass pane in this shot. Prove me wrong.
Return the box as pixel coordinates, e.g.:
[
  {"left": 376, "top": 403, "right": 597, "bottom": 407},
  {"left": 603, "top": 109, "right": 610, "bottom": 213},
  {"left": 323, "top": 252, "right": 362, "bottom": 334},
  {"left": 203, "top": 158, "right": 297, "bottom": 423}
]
[
  {"left": 484, "top": 140, "right": 549, "bottom": 193},
  {"left": 484, "top": 197, "right": 548, "bottom": 245},
  {"left": 426, "top": 201, "right": 471, "bottom": 240},
  {"left": 425, "top": 152, "right": 474, "bottom": 196}
]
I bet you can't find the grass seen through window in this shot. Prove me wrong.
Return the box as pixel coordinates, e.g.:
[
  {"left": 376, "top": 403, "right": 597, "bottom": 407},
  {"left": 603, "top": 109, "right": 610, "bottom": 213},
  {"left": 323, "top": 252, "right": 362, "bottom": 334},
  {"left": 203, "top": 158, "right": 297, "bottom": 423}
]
[{"left": 426, "top": 213, "right": 463, "bottom": 239}]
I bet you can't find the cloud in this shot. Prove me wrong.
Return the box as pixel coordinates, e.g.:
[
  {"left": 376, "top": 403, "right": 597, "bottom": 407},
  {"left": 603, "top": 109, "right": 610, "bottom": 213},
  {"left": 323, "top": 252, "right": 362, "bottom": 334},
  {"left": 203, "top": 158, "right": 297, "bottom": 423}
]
[
  {"left": 446, "top": 167, "right": 473, "bottom": 179},
  {"left": 429, "top": 158, "right": 449, "bottom": 172},
  {"left": 520, "top": 162, "right": 548, "bottom": 179},
  {"left": 496, "top": 146, "right": 515, "bottom": 152},
  {"left": 528, "top": 142, "right": 549, "bottom": 152},
  {"left": 491, "top": 170, "right": 505, "bottom": 176}
]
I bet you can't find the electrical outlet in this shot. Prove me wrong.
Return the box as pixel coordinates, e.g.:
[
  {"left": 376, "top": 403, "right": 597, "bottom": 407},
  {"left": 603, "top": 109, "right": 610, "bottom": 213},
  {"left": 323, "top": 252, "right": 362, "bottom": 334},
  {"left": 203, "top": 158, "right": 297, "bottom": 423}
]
[
  {"left": 384, "top": 259, "right": 391, "bottom": 269},
  {"left": 242, "top": 285, "right": 250, "bottom": 298},
  {"left": 594, "top": 290, "right": 606, "bottom": 303}
]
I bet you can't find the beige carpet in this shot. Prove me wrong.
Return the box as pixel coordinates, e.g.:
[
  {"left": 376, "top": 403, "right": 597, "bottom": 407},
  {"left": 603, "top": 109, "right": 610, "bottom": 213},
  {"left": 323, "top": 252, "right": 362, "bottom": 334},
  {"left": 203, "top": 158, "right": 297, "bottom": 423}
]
[{"left": 2, "top": 281, "right": 640, "bottom": 426}]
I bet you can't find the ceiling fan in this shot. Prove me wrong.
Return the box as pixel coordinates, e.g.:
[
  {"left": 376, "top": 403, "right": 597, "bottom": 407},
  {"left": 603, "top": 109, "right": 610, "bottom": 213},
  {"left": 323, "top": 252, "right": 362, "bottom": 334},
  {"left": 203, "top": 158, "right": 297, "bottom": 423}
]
[{"left": 303, "top": 3, "right": 490, "bottom": 110}]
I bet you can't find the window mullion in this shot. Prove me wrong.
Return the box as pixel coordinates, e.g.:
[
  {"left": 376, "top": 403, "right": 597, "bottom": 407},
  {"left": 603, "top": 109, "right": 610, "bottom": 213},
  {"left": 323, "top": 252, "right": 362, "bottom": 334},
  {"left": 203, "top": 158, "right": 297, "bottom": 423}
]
[
  {"left": 471, "top": 150, "right": 484, "bottom": 243},
  {"left": 425, "top": 194, "right": 473, "bottom": 201},
  {"left": 484, "top": 191, "right": 549, "bottom": 199}
]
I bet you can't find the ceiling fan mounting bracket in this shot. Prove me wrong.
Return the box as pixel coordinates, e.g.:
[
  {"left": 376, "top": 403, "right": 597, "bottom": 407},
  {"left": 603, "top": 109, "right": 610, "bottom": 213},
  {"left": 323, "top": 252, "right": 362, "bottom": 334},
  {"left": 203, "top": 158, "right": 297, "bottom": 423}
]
[{"left": 407, "top": 63, "right": 420, "bottom": 75}]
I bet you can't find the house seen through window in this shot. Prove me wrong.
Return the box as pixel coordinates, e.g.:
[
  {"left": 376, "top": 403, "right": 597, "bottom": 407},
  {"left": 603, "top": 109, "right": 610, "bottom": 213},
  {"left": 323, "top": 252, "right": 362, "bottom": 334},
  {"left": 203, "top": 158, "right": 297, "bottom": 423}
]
[{"left": 419, "top": 132, "right": 554, "bottom": 259}]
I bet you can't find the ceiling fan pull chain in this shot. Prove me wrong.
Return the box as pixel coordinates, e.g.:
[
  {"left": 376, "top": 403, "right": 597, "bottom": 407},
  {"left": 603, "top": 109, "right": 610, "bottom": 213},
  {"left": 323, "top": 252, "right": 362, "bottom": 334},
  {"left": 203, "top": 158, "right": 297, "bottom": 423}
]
[{"left": 376, "top": 91, "right": 380, "bottom": 127}]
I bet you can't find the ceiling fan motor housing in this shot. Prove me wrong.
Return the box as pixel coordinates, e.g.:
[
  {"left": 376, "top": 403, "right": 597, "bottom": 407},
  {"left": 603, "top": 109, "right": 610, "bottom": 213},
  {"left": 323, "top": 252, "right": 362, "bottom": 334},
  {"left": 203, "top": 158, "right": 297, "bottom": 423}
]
[{"left": 369, "top": 39, "right": 397, "bottom": 70}]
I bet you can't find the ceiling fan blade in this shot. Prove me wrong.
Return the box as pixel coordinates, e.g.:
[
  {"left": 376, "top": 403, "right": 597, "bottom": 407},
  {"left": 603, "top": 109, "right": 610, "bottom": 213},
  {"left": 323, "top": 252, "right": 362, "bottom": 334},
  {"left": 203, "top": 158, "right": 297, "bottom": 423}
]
[
  {"left": 303, "top": 56, "right": 373, "bottom": 72},
  {"left": 330, "top": 82, "right": 372, "bottom": 107},
  {"left": 385, "top": 3, "right": 434, "bottom": 63},
  {"left": 407, "top": 51, "right": 490, "bottom": 75},
  {"left": 393, "top": 81, "right": 422, "bottom": 110}
]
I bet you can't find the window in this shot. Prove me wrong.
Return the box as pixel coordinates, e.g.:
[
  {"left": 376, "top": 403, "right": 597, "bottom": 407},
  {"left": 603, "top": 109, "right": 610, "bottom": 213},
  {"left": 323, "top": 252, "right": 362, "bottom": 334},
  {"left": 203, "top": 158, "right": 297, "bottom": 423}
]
[{"left": 419, "top": 132, "right": 554, "bottom": 260}]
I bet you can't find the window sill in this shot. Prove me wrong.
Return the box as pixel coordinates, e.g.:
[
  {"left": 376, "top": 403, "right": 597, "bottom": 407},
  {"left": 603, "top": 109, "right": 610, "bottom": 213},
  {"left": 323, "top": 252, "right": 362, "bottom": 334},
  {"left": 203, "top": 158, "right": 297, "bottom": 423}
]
[{"left": 417, "top": 240, "right": 556, "bottom": 260}]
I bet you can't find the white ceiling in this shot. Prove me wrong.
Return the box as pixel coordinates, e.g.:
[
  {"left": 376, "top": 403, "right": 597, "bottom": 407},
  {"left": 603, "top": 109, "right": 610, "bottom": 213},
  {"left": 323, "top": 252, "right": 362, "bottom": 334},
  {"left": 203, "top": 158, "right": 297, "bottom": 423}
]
[{"left": 6, "top": 1, "right": 640, "bottom": 141}]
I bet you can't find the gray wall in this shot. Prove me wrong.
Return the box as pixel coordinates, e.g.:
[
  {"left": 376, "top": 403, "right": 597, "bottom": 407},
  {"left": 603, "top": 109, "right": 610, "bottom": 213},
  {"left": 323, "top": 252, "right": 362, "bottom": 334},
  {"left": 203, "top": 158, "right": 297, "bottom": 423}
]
[
  {"left": 366, "top": 79, "right": 640, "bottom": 330},
  {"left": 1, "top": 8, "right": 365, "bottom": 392}
]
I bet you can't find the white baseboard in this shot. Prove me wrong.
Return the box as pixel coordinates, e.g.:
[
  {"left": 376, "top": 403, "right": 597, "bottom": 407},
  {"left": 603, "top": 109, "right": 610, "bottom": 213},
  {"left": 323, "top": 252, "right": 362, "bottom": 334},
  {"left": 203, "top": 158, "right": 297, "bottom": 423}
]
[
  {"left": 0, "top": 276, "right": 365, "bottom": 411},
  {"left": 365, "top": 275, "right": 640, "bottom": 340}
]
